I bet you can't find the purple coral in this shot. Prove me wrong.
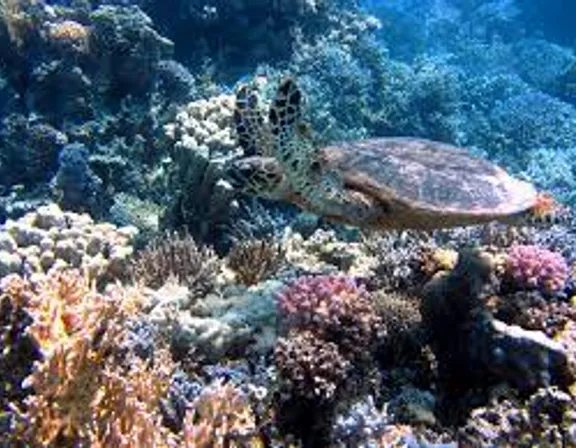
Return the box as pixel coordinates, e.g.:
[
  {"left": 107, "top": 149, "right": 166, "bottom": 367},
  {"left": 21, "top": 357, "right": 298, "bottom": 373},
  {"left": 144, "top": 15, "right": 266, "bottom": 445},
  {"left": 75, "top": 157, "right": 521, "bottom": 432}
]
[
  {"left": 276, "top": 275, "right": 382, "bottom": 356},
  {"left": 505, "top": 244, "right": 569, "bottom": 295}
]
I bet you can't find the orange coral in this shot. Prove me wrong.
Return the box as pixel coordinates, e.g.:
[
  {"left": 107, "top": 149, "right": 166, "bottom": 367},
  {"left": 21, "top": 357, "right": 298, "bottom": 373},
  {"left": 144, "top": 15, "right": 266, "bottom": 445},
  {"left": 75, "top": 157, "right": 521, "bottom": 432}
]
[
  {"left": 46, "top": 20, "right": 90, "bottom": 52},
  {"left": 7, "top": 270, "right": 174, "bottom": 446},
  {"left": 419, "top": 247, "right": 458, "bottom": 276}
]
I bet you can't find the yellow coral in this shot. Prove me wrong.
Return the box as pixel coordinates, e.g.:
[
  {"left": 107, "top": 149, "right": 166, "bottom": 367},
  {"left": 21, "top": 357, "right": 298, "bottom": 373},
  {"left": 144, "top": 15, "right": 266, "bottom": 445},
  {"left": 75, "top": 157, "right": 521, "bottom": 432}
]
[
  {"left": 420, "top": 247, "right": 458, "bottom": 276},
  {"left": 46, "top": 20, "right": 90, "bottom": 52}
]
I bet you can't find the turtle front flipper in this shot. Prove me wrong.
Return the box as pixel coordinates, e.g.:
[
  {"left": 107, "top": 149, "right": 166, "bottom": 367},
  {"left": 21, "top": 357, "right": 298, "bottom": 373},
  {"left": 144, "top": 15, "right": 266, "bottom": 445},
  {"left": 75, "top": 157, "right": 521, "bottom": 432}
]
[
  {"left": 234, "top": 82, "right": 270, "bottom": 157},
  {"left": 268, "top": 78, "right": 326, "bottom": 195}
]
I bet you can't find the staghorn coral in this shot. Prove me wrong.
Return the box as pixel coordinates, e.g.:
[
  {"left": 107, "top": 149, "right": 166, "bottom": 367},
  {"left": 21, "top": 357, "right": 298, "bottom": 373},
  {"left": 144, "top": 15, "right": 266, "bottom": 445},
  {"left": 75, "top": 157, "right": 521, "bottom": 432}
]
[
  {"left": 505, "top": 244, "right": 569, "bottom": 295},
  {"left": 6, "top": 269, "right": 177, "bottom": 446},
  {"left": 226, "top": 237, "right": 285, "bottom": 286},
  {"left": 277, "top": 274, "right": 382, "bottom": 358},
  {"left": 130, "top": 231, "right": 220, "bottom": 297}
]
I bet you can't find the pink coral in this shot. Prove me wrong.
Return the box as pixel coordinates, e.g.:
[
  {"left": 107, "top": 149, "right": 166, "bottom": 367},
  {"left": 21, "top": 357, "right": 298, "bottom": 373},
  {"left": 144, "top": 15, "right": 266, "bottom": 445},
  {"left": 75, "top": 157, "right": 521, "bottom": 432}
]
[
  {"left": 276, "top": 275, "right": 382, "bottom": 356},
  {"left": 505, "top": 244, "right": 569, "bottom": 295}
]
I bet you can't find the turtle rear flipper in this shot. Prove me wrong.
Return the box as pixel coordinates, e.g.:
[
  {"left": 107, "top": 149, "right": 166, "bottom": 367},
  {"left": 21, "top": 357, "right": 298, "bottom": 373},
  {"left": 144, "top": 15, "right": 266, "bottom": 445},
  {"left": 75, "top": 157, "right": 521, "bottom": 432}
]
[{"left": 234, "top": 83, "right": 269, "bottom": 156}]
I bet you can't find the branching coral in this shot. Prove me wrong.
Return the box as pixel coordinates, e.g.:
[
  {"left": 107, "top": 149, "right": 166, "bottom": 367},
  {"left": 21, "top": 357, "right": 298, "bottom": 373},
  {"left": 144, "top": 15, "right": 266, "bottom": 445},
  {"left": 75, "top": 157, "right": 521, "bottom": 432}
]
[
  {"left": 226, "top": 237, "right": 285, "bottom": 286},
  {"left": 505, "top": 244, "right": 569, "bottom": 295},
  {"left": 277, "top": 275, "right": 382, "bottom": 357},
  {"left": 372, "top": 291, "right": 423, "bottom": 366},
  {"left": 7, "top": 269, "right": 175, "bottom": 446},
  {"left": 130, "top": 231, "right": 220, "bottom": 296},
  {"left": 0, "top": 274, "right": 40, "bottom": 437},
  {"left": 274, "top": 330, "right": 351, "bottom": 402}
]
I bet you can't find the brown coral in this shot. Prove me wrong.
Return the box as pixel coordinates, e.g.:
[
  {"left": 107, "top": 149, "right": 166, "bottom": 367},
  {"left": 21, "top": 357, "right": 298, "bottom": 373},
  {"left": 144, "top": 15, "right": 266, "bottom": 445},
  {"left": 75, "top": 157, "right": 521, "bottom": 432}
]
[
  {"left": 226, "top": 237, "right": 285, "bottom": 286},
  {"left": 373, "top": 290, "right": 423, "bottom": 366},
  {"left": 130, "top": 231, "right": 220, "bottom": 296},
  {"left": 182, "top": 380, "right": 261, "bottom": 447},
  {"left": 274, "top": 330, "right": 351, "bottom": 402}
]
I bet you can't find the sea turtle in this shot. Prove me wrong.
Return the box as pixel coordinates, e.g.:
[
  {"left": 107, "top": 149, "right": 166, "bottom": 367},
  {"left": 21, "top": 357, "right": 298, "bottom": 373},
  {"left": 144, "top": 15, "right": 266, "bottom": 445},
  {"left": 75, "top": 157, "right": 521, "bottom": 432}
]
[{"left": 228, "top": 77, "right": 558, "bottom": 230}]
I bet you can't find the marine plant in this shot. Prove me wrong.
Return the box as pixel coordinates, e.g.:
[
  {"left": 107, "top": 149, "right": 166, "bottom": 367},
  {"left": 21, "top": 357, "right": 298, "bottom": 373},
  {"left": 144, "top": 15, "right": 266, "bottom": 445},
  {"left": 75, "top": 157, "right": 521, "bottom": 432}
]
[
  {"left": 226, "top": 237, "right": 285, "bottom": 286},
  {"left": 130, "top": 231, "right": 220, "bottom": 296}
]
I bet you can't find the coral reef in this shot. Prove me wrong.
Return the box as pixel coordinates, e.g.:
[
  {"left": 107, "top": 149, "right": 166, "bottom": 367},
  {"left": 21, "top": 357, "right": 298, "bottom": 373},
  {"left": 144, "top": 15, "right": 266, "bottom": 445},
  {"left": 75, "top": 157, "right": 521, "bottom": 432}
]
[
  {"left": 51, "top": 142, "right": 103, "bottom": 214},
  {"left": 0, "top": 203, "right": 136, "bottom": 283},
  {"left": 182, "top": 380, "right": 261, "bottom": 446},
  {"left": 283, "top": 228, "right": 378, "bottom": 277},
  {"left": 0, "top": 274, "right": 40, "bottom": 435},
  {"left": 460, "top": 386, "right": 576, "bottom": 446},
  {"left": 422, "top": 249, "right": 574, "bottom": 424},
  {"left": 275, "top": 329, "right": 351, "bottom": 402},
  {"left": 2, "top": 270, "right": 175, "bottom": 446},
  {"left": 505, "top": 244, "right": 569, "bottom": 295},
  {"left": 130, "top": 231, "right": 220, "bottom": 296},
  {"left": 163, "top": 93, "right": 240, "bottom": 248},
  {"left": 277, "top": 274, "right": 382, "bottom": 358},
  {"left": 1, "top": 0, "right": 576, "bottom": 445},
  {"left": 226, "top": 237, "right": 285, "bottom": 286}
]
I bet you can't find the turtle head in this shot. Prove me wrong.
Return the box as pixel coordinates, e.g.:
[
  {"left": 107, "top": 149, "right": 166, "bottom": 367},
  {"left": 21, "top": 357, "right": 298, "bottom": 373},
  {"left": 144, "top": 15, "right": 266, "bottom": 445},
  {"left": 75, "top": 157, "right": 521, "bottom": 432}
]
[{"left": 226, "top": 156, "right": 285, "bottom": 198}]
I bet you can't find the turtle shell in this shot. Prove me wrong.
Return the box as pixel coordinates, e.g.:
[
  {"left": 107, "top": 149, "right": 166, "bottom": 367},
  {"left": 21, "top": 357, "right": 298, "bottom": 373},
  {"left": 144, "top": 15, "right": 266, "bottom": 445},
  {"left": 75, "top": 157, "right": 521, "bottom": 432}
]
[{"left": 320, "top": 137, "right": 537, "bottom": 228}]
